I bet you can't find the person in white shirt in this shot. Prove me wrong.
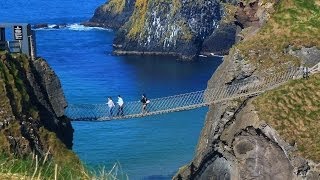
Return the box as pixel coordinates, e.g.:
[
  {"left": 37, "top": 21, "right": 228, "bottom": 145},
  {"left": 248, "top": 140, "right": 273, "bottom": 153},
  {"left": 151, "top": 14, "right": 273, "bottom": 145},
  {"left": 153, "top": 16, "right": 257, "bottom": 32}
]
[
  {"left": 303, "top": 66, "right": 309, "bottom": 79},
  {"left": 117, "top": 95, "right": 124, "bottom": 116},
  {"left": 107, "top": 97, "right": 115, "bottom": 117}
]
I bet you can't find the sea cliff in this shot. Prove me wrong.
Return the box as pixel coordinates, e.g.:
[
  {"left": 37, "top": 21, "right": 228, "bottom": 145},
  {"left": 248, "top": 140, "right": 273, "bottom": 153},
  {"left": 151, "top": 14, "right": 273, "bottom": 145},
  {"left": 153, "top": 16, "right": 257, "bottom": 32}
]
[
  {"left": 87, "top": 0, "right": 238, "bottom": 59},
  {"left": 0, "top": 52, "right": 74, "bottom": 160},
  {"left": 175, "top": 0, "right": 320, "bottom": 179}
]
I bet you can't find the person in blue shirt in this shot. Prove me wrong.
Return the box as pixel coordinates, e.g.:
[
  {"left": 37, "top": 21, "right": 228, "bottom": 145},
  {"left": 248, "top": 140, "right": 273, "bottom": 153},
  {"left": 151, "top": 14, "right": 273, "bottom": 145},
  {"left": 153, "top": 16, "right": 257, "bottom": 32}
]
[{"left": 117, "top": 95, "right": 124, "bottom": 116}]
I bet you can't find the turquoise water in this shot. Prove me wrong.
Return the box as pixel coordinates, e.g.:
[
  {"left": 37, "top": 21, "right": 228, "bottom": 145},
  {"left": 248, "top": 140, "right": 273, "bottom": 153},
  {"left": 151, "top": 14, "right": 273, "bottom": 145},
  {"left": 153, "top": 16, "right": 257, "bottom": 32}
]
[{"left": 1, "top": 0, "right": 222, "bottom": 179}]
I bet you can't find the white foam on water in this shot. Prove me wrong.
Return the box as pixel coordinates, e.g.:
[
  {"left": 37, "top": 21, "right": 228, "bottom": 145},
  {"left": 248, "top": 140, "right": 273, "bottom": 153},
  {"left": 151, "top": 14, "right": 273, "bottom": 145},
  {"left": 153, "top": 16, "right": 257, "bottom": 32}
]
[
  {"left": 34, "top": 23, "right": 111, "bottom": 31},
  {"left": 67, "top": 23, "right": 110, "bottom": 31}
]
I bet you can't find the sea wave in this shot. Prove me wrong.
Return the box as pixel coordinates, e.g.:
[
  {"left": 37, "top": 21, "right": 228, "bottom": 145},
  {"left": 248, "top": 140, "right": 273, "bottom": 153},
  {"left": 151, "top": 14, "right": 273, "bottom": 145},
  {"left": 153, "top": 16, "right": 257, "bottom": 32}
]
[{"left": 34, "top": 23, "right": 111, "bottom": 31}]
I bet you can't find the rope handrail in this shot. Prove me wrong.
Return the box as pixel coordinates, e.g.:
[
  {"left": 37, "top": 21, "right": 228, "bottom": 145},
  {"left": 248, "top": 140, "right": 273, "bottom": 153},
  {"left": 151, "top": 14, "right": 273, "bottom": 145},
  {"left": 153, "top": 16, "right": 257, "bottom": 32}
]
[{"left": 65, "top": 64, "right": 319, "bottom": 121}]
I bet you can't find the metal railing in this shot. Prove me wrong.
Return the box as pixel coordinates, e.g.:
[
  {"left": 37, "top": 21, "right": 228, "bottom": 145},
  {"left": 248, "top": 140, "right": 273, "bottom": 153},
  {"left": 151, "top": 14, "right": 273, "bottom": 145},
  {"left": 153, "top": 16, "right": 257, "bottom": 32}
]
[{"left": 0, "top": 40, "right": 21, "bottom": 53}]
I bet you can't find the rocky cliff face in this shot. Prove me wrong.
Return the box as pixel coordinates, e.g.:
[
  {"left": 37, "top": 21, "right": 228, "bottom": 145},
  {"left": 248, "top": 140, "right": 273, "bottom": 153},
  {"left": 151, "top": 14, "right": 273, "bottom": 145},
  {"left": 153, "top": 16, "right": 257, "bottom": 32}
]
[
  {"left": 88, "top": 0, "right": 238, "bottom": 59},
  {"left": 175, "top": 0, "right": 320, "bottom": 179},
  {"left": 0, "top": 52, "right": 73, "bottom": 157},
  {"left": 175, "top": 50, "right": 320, "bottom": 179},
  {"left": 86, "top": 0, "right": 135, "bottom": 29}
]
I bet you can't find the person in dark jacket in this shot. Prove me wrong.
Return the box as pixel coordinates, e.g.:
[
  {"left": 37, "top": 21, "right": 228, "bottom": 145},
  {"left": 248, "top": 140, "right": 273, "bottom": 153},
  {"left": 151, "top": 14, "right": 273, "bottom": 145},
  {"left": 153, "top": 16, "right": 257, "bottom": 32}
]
[{"left": 141, "top": 94, "right": 148, "bottom": 114}]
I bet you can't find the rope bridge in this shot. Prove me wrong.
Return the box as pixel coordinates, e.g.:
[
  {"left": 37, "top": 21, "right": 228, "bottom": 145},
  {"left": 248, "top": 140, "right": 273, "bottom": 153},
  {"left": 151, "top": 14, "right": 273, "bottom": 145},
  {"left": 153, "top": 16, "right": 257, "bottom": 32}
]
[{"left": 65, "top": 64, "right": 319, "bottom": 121}]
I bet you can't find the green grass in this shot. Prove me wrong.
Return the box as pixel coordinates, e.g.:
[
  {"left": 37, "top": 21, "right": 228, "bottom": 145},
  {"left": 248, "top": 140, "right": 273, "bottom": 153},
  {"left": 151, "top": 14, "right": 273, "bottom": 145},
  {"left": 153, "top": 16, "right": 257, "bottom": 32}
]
[
  {"left": 0, "top": 153, "right": 128, "bottom": 179},
  {"left": 254, "top": 74, "right": 320, "bottom": 162},
  {"left": 103, "top": 0, "right": 126, "bottom": 14},
  {"left": 0, "top": 53, "right": 39, "bottom": 119},
  {"left": 125, "top": 0, "right": 149, "bottom": 38},
  {"left": 237, "top": 0, "right": 320, "bottom": 70}
]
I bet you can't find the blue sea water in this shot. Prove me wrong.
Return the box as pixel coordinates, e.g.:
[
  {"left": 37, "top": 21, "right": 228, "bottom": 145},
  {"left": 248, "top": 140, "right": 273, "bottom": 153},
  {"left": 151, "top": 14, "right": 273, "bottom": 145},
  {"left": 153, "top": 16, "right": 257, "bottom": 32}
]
[{"left": 0, "top": 0, "right": 222, "bottom": 179}]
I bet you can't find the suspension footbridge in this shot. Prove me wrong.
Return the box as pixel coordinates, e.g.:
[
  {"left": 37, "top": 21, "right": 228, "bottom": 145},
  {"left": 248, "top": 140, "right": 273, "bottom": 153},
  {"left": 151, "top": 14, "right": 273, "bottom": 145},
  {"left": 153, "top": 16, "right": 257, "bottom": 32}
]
[{"left": 65, "top": 64, "right": 320, "bottom": 121}]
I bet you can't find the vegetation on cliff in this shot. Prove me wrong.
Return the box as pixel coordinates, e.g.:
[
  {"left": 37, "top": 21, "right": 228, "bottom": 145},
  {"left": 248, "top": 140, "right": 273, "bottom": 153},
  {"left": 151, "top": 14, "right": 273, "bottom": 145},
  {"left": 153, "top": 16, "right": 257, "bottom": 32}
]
[
  {"left": 102, "top": 0, "right": 126, "bottom": 15},
  {"left": 0, "top": 52, "right": 78, "bottom": 178},
  {"left": 237, "top": 0, "right": 320, "bottom": 70},
  {"left": 254, "top": 74, "right": 320, "bottom": 162},
  {"left": 242, "top": 0, "right": 320, "bottom": 162},
  {"left": 126, "top": 0, "right": 148, "bottom": 38},
  {"left": 0, "top": 51, "right": 127, "bottom": 179},
  {"left": 125, "top": 0, "right": 185, "bottom": 39}
]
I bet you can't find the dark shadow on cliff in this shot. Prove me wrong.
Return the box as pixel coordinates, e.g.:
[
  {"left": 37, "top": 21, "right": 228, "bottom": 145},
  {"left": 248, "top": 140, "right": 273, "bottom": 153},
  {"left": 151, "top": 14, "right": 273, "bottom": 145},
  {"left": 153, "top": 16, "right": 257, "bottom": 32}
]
[{"left": 4, "top": 55, "right": 73, "bottom": 155}]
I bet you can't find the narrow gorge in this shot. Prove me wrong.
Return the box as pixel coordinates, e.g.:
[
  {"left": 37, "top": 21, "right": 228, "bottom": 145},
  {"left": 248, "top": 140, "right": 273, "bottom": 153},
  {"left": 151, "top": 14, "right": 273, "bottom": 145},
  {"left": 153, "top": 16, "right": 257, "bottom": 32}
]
[{"left": 88, "top": 0, "right": 320, "bottom": 179}]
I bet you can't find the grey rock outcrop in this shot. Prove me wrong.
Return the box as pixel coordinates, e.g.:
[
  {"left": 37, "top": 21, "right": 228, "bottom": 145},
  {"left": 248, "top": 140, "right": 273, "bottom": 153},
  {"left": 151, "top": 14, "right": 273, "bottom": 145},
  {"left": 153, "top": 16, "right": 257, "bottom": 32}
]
[
  {"left": 27, "top": 58, "right": 73, "bottom": 149},
  {"left": 30, "top": 59, "right": 67, "bottom": 118},
  {"left": 0, "top": 53, "right": 73, "bottom": 157},
  {"left": 287, "top": 46, "right": 320, "bottom": 67}
]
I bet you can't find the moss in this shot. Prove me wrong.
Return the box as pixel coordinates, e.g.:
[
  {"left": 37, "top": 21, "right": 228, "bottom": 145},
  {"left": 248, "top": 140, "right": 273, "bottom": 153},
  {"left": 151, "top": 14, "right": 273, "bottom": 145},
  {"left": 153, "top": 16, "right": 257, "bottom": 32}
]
[
  {"left": 126, "top": 0, "right": 149, "bottom": 38},
  {"left": 103, "top": 0, "right": 126, "bottom": 14},
  {"left": 0, "top": 54, "right": 40, "bottom": 120},
  {"left": 171, "top": 0, "right": 182, "bottom": 16},
  {"left": 179, "top": 21, "right": 194, "bottom": 42},
  {"left": 125, "top": 0, "right": 185, "bottom": 39},
  {"left": 254, "top": 74, "right": 320, "bottom": 162},
  {"left": 0, "top": 133, "right": 10, "bottom": 153}
]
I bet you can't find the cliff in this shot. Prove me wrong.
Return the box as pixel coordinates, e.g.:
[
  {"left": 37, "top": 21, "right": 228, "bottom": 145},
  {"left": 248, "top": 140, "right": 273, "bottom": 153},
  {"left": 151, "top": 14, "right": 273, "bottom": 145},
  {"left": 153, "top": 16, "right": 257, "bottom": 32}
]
[
  {"left": 175, "top": 0, "right": 320, "bottom": 179},
  {"left": 86, "top": 0, "right": 135, "bottom": 29},
  {"left": 87, "top": 0, "right": 238, "bottom": 59},
  {"left": 0, "top": 52, "right": 74, "bottom": 161}
]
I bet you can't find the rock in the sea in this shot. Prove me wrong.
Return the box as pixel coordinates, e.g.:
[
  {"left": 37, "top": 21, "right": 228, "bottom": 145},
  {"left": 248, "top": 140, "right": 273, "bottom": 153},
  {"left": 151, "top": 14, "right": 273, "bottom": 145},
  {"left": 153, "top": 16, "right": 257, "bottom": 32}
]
[{"left": 88, "top": 0, "right": 242, "bottom": 59}]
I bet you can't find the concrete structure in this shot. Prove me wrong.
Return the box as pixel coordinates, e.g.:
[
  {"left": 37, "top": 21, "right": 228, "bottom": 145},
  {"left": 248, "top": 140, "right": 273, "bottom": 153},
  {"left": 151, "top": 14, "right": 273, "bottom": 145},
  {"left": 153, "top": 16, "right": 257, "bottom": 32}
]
[{"left": 0, "top": 23, "right": 36, "bottom": 60}]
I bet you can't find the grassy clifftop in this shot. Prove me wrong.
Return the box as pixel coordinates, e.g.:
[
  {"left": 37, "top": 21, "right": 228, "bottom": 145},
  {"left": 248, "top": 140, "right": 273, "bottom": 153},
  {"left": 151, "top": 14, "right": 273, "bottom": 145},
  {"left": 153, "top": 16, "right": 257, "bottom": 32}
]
[
  {"left": 102, "top": 0, "right": 126, "bottom": 15},
  {"left": 237, "top": 0, "right": 320, "bottom": 70},
  {"left": 0, "top": 52, "right": 80, "bottom": 178},
  {"left": 247, "top": 0, "right": 320, "bottom": 163},
  {"left": 254, "top": 74, "right": 320, "bottom": 162}
]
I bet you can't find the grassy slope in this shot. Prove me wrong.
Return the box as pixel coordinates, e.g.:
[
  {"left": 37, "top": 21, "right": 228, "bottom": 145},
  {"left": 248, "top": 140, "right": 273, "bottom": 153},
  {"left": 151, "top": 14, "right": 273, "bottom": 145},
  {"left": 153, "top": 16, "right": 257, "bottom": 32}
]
[
  {"left": 241, "top": 0, "right": 320, "bottom": 162},
  {"left": 102, "top": 0, "right": 126, "bottom": 14},
  {"left": 237, "top": 0, "right": 320, "bottom": 70},
  {"left": 254, "top": 74, "right": 320, "bottom": 162}
]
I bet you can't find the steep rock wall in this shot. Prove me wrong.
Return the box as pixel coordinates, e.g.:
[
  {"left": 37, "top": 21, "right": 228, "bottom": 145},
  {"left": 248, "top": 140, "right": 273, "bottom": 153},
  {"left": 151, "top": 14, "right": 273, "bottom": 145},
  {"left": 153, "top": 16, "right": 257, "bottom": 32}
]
[
  {"left": 88, "top": 0, "right": 239, "bottom": 59},
  {"left": 86, "top": 0, "right": 135, "bottom": 29},
  {"left": 175, "top": 46, "right": 320, "bottom": 180},
  {"left": 175, "top": 0, "right": 320, "bottom": 179},
  {"left": 113, "top": 0, "right": 222, "bottom": 59},
  {"left": 0, "top": 53, "right": 73, "bottom": 157}
]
